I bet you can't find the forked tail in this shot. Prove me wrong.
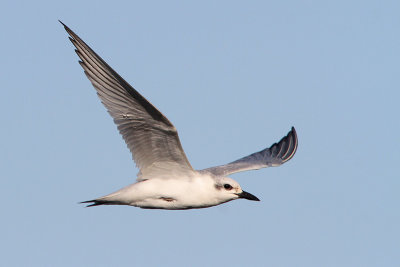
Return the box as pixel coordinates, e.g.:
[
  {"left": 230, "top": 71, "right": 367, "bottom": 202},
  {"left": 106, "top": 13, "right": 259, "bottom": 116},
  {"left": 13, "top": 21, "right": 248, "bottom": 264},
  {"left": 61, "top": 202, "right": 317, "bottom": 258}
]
[{"left": 80, "top": 199, "right": 123, "bottom": 207}]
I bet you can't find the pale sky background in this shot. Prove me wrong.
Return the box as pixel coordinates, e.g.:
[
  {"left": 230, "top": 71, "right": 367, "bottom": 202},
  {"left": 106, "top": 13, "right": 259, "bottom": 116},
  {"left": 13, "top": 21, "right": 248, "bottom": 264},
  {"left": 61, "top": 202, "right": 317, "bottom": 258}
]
[{"left": 1, "top": 1, "right": 399, "bottom": 266}]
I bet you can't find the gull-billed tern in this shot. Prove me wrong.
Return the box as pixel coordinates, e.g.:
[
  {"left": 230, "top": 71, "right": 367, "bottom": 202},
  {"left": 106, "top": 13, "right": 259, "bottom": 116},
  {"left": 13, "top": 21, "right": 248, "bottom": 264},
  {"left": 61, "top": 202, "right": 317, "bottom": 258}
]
[{"left": 60, "top": 21, "right": 298, "bottom": 210}]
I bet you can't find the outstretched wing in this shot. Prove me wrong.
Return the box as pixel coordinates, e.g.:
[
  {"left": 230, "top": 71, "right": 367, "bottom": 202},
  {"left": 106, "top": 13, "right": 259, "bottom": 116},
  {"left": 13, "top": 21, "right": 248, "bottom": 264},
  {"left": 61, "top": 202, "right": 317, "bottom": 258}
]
[
  {"left": 60, "top": 21, "right": 194, "bottom": 178},
  {"left": 200, "top": 127, "right": 297, "bottom": 176}
]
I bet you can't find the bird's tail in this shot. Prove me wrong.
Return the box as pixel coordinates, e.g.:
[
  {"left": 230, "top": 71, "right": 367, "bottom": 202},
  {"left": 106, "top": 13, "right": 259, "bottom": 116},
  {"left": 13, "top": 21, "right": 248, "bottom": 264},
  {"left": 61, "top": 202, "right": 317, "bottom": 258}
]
[
  {"left": 80, "top": 184, "right": 135, "bottom": 207},
  {"left": 79, "top": 199, "right": 123, "bottom": 207},
  {"left": 80, "top": 191, "right": 126, "bottom": 207}
]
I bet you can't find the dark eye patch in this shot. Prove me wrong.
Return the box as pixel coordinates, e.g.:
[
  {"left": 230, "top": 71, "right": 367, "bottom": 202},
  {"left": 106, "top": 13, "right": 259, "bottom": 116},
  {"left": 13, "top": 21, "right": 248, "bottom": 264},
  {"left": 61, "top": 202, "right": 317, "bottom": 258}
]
[{"left": 224, "top": 184, "right": 233, "bottom": 190}]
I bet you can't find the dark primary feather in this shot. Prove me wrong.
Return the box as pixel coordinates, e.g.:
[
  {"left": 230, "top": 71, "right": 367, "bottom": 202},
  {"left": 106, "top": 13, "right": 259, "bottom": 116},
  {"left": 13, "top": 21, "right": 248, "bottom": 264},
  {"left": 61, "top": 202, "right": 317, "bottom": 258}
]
[{"left": 200, "top": 127, "right": 298, "bottom": 176}]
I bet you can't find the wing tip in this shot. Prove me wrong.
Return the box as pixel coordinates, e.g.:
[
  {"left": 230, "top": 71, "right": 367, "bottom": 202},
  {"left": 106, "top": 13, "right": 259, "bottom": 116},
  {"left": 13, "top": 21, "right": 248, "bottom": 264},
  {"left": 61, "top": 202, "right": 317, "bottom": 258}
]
[
  {"left": 59, "top": 20, "right": 80, "bottom": 43},
  {"left": 59, "top": 20, "right": 71, "bottom": 33},
  {"left": 282, "top": 126, "right": 298, "bottom": 162},
  {"left": 269, "top": 126, "right": 298, "bottom": 163}
]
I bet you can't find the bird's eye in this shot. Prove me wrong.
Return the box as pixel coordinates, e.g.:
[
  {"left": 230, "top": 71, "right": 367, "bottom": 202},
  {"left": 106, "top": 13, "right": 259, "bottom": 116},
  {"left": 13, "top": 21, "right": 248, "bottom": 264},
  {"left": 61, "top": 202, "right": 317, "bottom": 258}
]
[{"left": 224, "top": 184, "right": 233, "bottom": 190}]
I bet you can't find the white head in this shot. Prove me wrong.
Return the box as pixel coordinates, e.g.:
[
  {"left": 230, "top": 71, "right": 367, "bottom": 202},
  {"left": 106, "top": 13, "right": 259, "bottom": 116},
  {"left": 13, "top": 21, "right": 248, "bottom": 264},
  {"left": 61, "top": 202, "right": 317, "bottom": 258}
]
[{"left": 213, "top": 176, "right": 259, "bottom": 204}]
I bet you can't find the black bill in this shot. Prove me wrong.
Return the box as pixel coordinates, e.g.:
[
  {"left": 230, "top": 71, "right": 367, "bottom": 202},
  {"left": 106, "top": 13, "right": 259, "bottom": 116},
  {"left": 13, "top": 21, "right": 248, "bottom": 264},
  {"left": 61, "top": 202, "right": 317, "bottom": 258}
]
[{"left": 238, "top": 190, "right": 260, "bottom": 201}]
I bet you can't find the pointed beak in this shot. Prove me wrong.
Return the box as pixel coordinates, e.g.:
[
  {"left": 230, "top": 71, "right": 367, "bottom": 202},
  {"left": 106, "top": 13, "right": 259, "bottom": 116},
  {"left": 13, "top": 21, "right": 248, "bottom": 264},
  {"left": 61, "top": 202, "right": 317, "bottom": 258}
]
[{"left": 238, "top": 190, "right": 260, "bottom": 201}]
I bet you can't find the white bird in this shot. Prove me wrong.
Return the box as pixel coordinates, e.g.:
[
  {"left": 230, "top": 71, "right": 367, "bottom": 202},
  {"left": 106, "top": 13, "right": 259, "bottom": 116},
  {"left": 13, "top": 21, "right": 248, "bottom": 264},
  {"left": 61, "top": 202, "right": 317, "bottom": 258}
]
[{"left": 60, "top": 21, "right": 298, "bottom": 210}]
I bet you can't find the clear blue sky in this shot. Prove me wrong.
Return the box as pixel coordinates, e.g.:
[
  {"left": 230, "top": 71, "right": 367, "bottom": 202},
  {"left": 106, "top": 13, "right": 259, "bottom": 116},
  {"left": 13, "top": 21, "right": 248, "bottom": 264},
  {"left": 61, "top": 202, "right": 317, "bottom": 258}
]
[{"left": 1, "top": 1, "right": 399, "bottom": 266}]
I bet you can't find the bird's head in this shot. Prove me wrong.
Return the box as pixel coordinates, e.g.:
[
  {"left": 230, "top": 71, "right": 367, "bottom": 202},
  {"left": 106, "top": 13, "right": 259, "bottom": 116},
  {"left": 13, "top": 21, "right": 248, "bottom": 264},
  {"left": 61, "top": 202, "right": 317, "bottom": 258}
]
[{"left": 214, "top": 177, "right": 260, "bottom": 203}]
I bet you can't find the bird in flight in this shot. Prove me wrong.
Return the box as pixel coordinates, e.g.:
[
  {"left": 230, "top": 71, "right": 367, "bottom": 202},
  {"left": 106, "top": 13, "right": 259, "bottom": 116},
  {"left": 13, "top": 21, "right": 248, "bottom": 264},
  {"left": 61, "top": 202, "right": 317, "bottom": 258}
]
[{"left": 60, "top": 21, "right": 298, "bottom": 210}]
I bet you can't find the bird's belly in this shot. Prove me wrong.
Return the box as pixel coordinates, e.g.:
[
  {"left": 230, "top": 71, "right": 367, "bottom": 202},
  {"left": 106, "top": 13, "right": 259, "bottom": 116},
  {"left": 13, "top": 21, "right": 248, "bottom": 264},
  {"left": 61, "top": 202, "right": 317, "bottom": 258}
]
[{"left": 129, "top": 178, "right": 219, "bottom": 210}]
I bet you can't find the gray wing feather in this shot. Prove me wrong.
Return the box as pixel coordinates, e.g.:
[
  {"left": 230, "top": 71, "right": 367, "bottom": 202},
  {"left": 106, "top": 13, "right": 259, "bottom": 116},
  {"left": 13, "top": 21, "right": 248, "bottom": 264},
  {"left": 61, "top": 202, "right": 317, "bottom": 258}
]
[
  {"left": 200, "top": 127, "right": 298, "bottom": 176},
  {"left": 61, "top": 22, "right": 194, "bottom": 178}
]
